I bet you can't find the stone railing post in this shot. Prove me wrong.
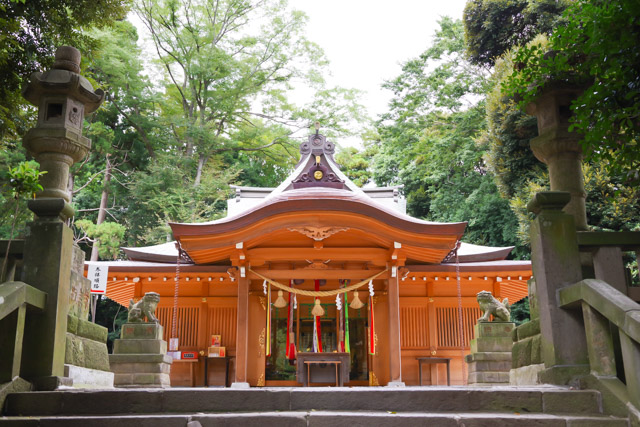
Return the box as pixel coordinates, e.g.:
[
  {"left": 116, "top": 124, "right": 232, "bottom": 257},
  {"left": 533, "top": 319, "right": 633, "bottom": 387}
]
[
  {"left": 528, "top": 191, "right": 589, "bottom": 385},
  {"left": 526, "top": 84, "right": 587, "bottom": 230},
  {"left": 19, "top": 46, "right": 104, "bottom": 390}
]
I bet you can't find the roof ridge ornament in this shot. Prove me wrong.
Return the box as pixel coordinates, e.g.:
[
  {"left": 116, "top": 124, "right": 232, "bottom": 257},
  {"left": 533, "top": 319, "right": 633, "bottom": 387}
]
[
  {"left": 293, "top": 128, "right": 344, "bottom": 189},
  {"left": 299, "top": 126, "right": 335, "bottom": 158}
]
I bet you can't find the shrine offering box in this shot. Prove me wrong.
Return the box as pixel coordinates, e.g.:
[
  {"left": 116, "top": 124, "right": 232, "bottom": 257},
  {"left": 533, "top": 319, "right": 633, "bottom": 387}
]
[
  {"left": 210, "top": 335, "right": 221, "bottom": 346},
  {"left": 208, "top": 346, "right": 226, "bottom": 357},
  {"left": 181, "top": 351, "right": 198, "bottom": 360}
]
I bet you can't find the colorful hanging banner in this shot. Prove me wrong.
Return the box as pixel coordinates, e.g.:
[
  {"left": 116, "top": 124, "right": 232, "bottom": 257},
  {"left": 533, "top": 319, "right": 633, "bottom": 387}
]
[
  {"left": 338, "top": 284, "right": 344, "bottom": 352},
  {"left": 286, "top": 280, "right": 296, "bottom": 359},
  {"left": 314, "top": 279, "right": 323, "bottom": 353},
  {"left": 266, "top": 283, "right": 271, "bottom": 357},
  {"left": 368, "top": 293, "right": 375, "bottom": 355},
  {"left": 343, "top": 280, "right": 350, "bottom": 353}
]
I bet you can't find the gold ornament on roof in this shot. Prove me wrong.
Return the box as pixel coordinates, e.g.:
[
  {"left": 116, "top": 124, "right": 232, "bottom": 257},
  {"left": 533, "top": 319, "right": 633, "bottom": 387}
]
[{"left": 288, "top": 226, "right": 349, "bottom": 241}]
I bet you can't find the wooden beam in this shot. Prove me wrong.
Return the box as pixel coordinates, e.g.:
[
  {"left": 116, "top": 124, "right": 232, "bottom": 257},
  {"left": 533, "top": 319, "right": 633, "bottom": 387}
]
[
  {"left": 248, "top": 268, "right": 387, "bottom": 280},
  {"left": 246, "top": 247, "right": 390, "bottom": 265}
]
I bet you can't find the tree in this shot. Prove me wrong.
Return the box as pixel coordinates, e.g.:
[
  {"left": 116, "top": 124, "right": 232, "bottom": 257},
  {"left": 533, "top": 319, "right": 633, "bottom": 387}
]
[
  {"left": 0, "top": 0, "right": 129, "bottom": 139},
  {"left": 505, "top": 0, "right": 640, "bottom": 183},
  {"left": 70, "top": 21, "right": 164, "bottom": 255},
  {"left": 463, "top": 0, "right": 569, "bottom": 66},
  {"left": 373, "top": 18, "right": 525, "bottom": 256},
  {"left": 335, "top": 143, "right": 376, "bottom": 188},
  {"left": 135, "top": 0, "right": 363, "bottom": 187},
  {"left": 1, "top": 161, "right": 45, "bottom": 279},
  {"left": 467, "top": 0, "right": 640, "bottom": 245}
]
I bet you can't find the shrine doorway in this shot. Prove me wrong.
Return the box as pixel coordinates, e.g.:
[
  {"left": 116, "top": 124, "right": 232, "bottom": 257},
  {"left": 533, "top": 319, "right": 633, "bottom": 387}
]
[{"left": 265, "top": 301, "right": 369, "bottom": 384}]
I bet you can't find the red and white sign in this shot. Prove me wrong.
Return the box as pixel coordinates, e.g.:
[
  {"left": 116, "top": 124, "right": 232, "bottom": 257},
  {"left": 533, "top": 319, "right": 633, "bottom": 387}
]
[{"left": 87, "top": 263, "right": 108, "bottom": 294}]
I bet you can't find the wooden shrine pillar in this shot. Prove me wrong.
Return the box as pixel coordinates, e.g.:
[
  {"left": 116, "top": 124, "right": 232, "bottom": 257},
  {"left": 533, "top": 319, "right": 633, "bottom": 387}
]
[
  {"left": 387, "top": 273, "right": 404, "bottom": 386},
  {"left": 233, "top": 275, "right": 250, "bottom": 388}
]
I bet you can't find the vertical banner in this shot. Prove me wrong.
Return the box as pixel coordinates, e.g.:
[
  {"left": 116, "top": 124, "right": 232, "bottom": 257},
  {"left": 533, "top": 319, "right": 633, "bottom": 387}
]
[
  {"left": 314, "top": 279, "right": 323, "bottom": 353},
  {"left": 286, "top": 280, "right": 296, "bottom": 359},
  {"left": 343, "top": 281, "right": 351, "bottom": 353},
  {"left": 266, "top": 283, "right": 271, "bottom": 357},
  {"left": 368, "top": 294, "right": 375, "bottom": 355}
]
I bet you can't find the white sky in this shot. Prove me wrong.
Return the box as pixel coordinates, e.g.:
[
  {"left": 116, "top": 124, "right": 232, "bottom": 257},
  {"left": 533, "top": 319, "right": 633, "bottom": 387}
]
[{"left": 288, "top": 0, "right": 469, "bottom": 122}]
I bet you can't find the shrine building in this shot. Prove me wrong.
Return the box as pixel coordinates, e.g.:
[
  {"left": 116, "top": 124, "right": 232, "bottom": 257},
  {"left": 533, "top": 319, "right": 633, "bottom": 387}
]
[{"left": 90, "top": 131, "right": 531, "bottom": 387}]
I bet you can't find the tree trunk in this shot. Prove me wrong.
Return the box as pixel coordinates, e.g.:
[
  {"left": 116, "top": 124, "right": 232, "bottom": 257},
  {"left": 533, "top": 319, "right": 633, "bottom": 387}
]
[
  {"left": 194, "top": 153, "right": 207, "bottom": 187},
  {"left": 90, "top": 155, "right": 112, "bottom": 262}
]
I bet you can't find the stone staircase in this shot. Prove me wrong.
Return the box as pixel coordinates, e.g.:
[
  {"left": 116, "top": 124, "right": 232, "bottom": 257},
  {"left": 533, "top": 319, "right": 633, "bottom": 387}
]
[{"left": 0, "top": 386, "right": 630, "bottom": 426}]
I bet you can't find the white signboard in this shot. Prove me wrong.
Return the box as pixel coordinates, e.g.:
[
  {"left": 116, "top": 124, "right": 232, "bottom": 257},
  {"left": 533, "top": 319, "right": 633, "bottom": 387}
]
[{"left": 87, "top": 263, "right": 109, "bottom": 294}]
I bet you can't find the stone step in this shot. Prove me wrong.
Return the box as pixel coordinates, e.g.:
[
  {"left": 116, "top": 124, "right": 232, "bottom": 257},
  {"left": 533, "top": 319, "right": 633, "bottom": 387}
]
[
  {"left": 0, "top": 411, "right": 629, "bottom": 427},
  {"left": 3, "top": 387, "right": 604, "bottom": 417}
]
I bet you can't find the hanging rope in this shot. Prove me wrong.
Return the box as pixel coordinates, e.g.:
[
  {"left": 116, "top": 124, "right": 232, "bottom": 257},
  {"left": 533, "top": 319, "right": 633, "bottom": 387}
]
[
  {"left": 248, "top": 268, "right": 387, "bottom": 297},
  {"left": 171, "top": 242, "right": 182, "bottom": 344},
  {"left": 454, "top": 244, "right": 468, "bottom": 385}
]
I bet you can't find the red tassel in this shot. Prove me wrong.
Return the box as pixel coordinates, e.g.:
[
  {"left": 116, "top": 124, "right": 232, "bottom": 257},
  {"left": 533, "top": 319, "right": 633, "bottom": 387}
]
[{"left": 286, "top": 280, "right": 296, "bottom": 359}]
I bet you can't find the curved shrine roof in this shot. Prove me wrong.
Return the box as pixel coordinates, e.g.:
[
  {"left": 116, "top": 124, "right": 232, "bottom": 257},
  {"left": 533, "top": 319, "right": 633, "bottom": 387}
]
[
  {"left": 170, "top": 187, "right": 466, "bottom": 236},
  {"left": 169, "top": 187, "right": 467, "bottom": 264}
]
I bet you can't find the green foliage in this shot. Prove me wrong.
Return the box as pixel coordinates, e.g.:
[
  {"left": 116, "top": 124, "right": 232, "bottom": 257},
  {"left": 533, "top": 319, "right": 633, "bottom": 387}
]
[
  {"left": 335, "top": 145, "right": 376, "bottom": 187},
  {"left": 134, "top": 0, "right": 366, "bottom": 187},
  {"left": 504, "top": 0, "right": 640, "bottom": 183},
  {"left": 126, "top": 154, "right": 238, "bottom": 245},
  {"left": 93, "top": 296, "right": 128, "bottom": 352},
  {"left": 1, "top": 160, "right": 46, "bottom": 278},
  {"left": 463, "top": 0, "right": 569, "bottom": 66},
  {"left": 4, "top": 160, "right": 46, "bottom": 199},
  {"left": 0, "top": 0, "right": 129, "bottom": 139},
  {"left": 481, "top": 48, "right": 546, "bottom": 200},
  {"left": 75, "top": 219, "right": 126, "bottom": 260},
  {"left": 510, "top": 297, "right": 530, "bottom": 325},
  {"left": 373, "top": 18, "right": 526, "bottom": 256}
]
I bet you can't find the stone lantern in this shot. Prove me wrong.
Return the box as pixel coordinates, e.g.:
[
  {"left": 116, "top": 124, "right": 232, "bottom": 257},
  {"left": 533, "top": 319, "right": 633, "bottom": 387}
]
[
  {"left": 526, "top": 83, "right": 587, "bottom": 230},
  {"left": 21, "top": 46, "right": 104, "bottom": 220},
  {"left": 17, "top": 46, "right": 104, "bottom": 389}
]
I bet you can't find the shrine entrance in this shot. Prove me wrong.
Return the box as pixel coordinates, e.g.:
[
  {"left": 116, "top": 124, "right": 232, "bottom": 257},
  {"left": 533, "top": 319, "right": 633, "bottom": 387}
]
[{"left": 266, "top": 299, "right": 370, "bottom": 384}]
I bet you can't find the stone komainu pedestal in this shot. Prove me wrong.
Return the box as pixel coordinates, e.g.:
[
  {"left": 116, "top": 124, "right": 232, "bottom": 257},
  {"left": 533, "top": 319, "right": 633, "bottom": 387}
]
[
  {"left": 109, "top": 323, "right": 172, "bottom": 388},
  {"left": 466, "top": 322, "right": 515, "bottom": 385}
]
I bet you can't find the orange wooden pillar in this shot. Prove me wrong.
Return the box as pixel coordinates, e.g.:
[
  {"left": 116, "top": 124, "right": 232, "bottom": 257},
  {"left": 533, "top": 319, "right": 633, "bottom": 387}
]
[
  {"left": 233, "top": 275, "right": 250, "bottom": 388},
  {"left": 387, "top": 272, "right": 404, "bottom": 385}
]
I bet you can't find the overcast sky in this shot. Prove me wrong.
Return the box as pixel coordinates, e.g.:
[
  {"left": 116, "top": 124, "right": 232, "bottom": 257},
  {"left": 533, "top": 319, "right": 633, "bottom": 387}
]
[{"left": 288, "top": 0, "right": 469, "bottom": 121}]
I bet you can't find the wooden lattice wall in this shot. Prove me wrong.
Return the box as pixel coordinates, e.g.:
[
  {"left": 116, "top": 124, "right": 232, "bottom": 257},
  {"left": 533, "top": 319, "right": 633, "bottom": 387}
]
[
  {"left": 399, "top": 297, "right": 481, "bottom": 351},
  {"left": 155, "top": 297, "right": 237, "bottom": 351}
]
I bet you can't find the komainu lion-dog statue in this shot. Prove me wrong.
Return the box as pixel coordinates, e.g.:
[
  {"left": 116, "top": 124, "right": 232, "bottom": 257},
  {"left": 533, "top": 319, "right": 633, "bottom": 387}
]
[
  {"left": 476, "top": 290, "right": 511, "bottom": 322},
  {"left": 128, "top": 291, "right": 160, "bottom": 323}
]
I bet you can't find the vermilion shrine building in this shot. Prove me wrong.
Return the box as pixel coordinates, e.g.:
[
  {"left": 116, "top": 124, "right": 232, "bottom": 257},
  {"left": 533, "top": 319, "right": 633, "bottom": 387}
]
[{"left": 90, "top": 132, "right": 531, "bottom": 387}]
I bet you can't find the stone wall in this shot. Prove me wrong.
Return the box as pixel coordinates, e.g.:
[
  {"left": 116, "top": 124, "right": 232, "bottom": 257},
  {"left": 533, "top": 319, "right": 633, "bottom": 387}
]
[
  {"left": 64, "top": 245, "right": 113, "bottom": 387},
  {"left": 510, "top": 279, "right": 544, "bottom": 384}
]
